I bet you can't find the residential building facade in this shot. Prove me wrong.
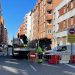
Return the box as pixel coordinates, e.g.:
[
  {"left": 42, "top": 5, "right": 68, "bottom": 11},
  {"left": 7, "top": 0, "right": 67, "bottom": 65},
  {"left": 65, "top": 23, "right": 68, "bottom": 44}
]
[
  {"left": 17, "top": 23, "right": 25, "bottom": 38},
  {"left": 0, "top": 4, "right": 7, "bottom": 44},
  {"left": 53, "top": 0, "right": 75, "bottom": 53},
  {"left": 17, "top": 11, "right": 32, "bottom": 43},
  {"left": 0, "top": 16, "right": 4, "bottom": 43},
  {"left": 31, "top": 0, "right": 62, "bottom": 49},
  {"left": 25, "top": 12, "right": 32, "bottom": 41}
]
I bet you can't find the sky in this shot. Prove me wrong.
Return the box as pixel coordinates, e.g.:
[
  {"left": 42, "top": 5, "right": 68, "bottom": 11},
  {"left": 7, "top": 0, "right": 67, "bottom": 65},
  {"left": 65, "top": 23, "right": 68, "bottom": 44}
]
[{"left": 0, "top": 0, "right": 37, "bottom": 42}]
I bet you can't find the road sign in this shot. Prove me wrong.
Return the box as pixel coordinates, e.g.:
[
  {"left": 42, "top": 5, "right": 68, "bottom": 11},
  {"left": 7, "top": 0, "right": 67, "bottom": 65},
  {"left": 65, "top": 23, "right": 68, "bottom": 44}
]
[
  {"left": 68, "top": 28, "right": 75, "bottom": 43},
  {"left": 69, "top": 28, "right": 75, "bottom": 34}
]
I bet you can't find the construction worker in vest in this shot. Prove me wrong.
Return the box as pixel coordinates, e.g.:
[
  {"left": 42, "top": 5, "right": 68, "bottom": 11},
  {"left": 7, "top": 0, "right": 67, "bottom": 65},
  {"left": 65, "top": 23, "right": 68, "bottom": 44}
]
[{"left": 36, "top": 46, "right": 43, "bottom": 63}]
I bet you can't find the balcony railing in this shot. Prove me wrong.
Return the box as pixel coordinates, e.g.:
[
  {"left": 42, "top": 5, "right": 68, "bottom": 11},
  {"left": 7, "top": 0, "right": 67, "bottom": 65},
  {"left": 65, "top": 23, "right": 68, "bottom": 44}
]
[
  {"left": 47, "top": 24, "right": 53, "bottom": 29},
  {"left": 46, "top": 4, "right": 53, "bottom": 10}
]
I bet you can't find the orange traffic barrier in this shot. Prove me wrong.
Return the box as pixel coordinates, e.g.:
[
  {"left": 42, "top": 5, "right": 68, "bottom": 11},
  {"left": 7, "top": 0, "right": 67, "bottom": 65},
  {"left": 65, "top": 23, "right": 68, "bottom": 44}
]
[
  {"left": 48, "top": 55, "right": 60, "bottom": 64},
  {"left": 69, "top": 55, "right": 75, "bottom": 63}
]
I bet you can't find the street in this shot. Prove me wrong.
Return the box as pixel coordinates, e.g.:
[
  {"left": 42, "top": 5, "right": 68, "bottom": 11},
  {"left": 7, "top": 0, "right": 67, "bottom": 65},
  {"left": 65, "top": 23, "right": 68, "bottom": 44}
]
[
  {"left": 0, "top": 56, "right": 75, "bottom": 75},
  {"left": 0, "top": 0, "right": 75, "bottom": 75}
]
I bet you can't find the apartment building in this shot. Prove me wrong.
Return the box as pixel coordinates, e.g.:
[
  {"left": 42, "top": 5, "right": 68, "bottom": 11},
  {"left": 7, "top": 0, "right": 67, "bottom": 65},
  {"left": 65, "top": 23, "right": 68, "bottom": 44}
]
[
  {"left": 31, "top": 3, "right": 39, "bottom": 41},
  {"left": 30, "top": 10, "right": 34, "bottom": 41},
  {"left": 0, "top": 16, "right": 4, "bottom": 43},
  {"left": 17, "top": 11, "right": 32, "bottom": 43},
  {"left": 0, "top": 16, "right": 7, "bottom": 44},
  {"left": 53, "top": 0, "right": 75, "bottom": 53},
  {"left": 25, "top": 12, "right": 32, "bottom": 41},
  {"left": 0, "top": 4, "right": 8, "bottom": 45},
  {"left": 17, "top": 22, "right": 25, "bottom": 37},
  {"left": 31, "top": 0, "right": 61, "bottom": 49}
]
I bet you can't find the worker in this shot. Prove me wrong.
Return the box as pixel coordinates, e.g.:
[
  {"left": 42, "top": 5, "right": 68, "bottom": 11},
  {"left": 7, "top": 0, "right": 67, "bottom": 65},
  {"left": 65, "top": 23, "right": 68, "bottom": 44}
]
[{"left": 36, "top": 46, "right": 43, "bottom": 63}]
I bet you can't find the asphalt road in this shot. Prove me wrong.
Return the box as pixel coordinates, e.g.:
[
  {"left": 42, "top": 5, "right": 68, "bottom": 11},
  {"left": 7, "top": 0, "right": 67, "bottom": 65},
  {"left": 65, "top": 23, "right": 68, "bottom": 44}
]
[{"left": 0, "top": 56, "right": 75, "bottom": 75}]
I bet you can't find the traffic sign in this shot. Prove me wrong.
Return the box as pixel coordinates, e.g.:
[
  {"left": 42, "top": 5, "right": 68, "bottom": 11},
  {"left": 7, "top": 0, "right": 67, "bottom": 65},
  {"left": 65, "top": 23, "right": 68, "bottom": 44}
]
[
  {"left": 68, "top": 28, "right": 75, "bottom": 43},
  {"left": 69, "top": 28, "right": 75, "bottom": 34}
]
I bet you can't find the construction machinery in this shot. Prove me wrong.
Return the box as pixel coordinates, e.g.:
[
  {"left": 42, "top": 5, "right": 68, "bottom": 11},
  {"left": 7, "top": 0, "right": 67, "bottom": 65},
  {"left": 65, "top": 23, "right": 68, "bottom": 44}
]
[{"left": 12, "top": 35, "right": 35, "bottom": 58}]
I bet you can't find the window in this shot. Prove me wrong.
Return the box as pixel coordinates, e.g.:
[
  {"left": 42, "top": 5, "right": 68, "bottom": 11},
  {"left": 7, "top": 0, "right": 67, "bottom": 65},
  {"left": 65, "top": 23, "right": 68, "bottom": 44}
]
[
  {"left": 47, "top": 10, "right": 52, "bottom": 14},
  {"left": 63, "top": 37, "right": 66, "bottom": 45},
  {"left": 63, "top": 21, "right": 66, "bottom": 28},
  {"left": 47, "top": 0, "right": 52, "bottom": 4},
  {"left": 48, "top": 29, "right": 51, "bottom": 33},
  {"left": 44, "top": 15, "right": 45, "bottom": 20},
  {"left": 25, "top": 24, "right": 27, "bottom": 27},
  {"left": 71, "top": 17, "right": 73, "bottom": 25},
  {"left": 58, "top": 7, "right": 64, "bottom": 16},
  {"left": 44, "top": 5, "right": 46, "bottom": 13},
  {"left": 64, "top": 6, "right": 66, "bottom": 13},
  {"left": 54, "top": 12, "right": 55, "bottom": 18},
  {"left": 47, "top": 20, "right": 52, "bottom": 24},
  {"left": 71, "top": 1, "right": 73, "bottom": 9}
]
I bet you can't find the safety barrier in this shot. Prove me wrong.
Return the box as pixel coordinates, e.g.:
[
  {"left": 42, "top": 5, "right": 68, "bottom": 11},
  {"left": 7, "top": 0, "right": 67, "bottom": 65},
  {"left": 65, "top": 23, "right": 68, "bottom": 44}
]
[
  {"left": 28, "top": 51, "right": 36, "bottom": 62},
  {"left": 48, "top": 55, "right": 60, "bottom": 64},
  {"left": 69, "top": 55, "right": 75, "bottom": 63}
]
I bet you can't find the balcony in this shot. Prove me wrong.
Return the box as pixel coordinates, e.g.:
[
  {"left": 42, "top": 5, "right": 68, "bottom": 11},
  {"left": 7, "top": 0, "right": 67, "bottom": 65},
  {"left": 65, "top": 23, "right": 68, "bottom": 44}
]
[
  {"left": 47, "top": 24, "right": 53, "bottom": 29},
  {"left": 47, "top": 34, "right": 52, "bottom": 39},
  {"left": 46, "top": 14, "right": 53, "bottom": 20},
  {"left": 47, "top": 0, "right": 52, "bottom": 4},
  {"left": 46, "top": 4, "right": 53, "bottom": 10}
]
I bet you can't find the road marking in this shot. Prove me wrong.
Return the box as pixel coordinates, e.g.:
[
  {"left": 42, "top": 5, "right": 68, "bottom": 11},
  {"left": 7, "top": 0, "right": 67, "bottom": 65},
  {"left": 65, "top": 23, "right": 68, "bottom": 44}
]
[
  {"left": 64, "top": 64, "right": 75, "bottom": 69},
  {"left": 42, "top": 64, "right": 59, "bottom": 68},
  {"left": 63, "top": 71, "right": 75, "bottom": 75},
  {"left": 2, "top": 66, "right": 18, "bottom": 74},
  {"left": 30, "top": 65, "right": 37, "bottom": 71},
  {"left": 5, "top": 61, "right": 19, "bottom": 64}
]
